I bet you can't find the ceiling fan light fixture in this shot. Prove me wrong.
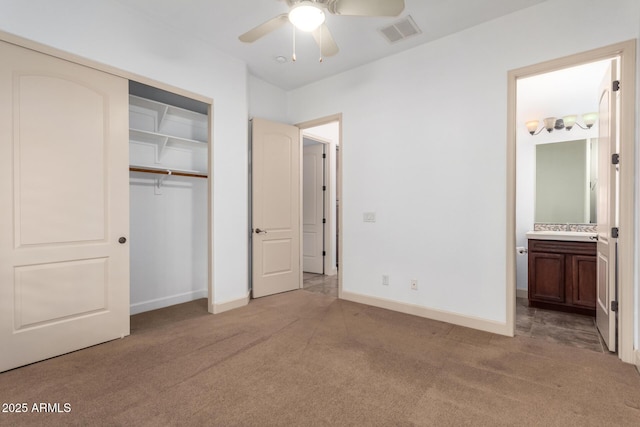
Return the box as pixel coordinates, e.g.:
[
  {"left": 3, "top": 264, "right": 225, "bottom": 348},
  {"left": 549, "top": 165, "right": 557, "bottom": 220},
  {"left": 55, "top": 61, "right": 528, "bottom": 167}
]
[{"left": 289, "top": 2, "right": 325, "bottom": 32}]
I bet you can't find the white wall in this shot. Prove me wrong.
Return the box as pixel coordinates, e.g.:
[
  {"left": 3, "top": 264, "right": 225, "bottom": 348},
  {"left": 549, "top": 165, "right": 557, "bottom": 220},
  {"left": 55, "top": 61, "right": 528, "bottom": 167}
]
[
  {"left": 129, "top": 175, "right": 208, "bottom": 313},
  {"left": 248, "top": 75, "right": 288, "bottom": 123},
  {"left": 0, "top": 0, "right": 250, "bottom": 307},
  {"left": 287, "top": 0, "right": 640, "bottom": 327}
]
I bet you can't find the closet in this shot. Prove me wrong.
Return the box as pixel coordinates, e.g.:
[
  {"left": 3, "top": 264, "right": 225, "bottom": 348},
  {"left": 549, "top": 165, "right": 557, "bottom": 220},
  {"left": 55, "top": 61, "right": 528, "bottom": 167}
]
[
  {"left": 128, "top": 81, "right": 210, "bottom": 314},
  {"left": 0, "top": 33, "right": 214, "bottom": 372}
]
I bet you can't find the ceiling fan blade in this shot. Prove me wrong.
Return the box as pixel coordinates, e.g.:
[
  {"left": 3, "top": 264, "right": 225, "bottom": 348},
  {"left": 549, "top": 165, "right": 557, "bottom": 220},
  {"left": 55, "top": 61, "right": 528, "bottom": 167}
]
[
  {"left": 329, "top": 0, "right": 405, "bottom": 16},
  {"left": 239, "top": 14, "right": 289, "bottom": 43},
  {"left": 312, "top": 24, "right": 339, "bottom": 57}
]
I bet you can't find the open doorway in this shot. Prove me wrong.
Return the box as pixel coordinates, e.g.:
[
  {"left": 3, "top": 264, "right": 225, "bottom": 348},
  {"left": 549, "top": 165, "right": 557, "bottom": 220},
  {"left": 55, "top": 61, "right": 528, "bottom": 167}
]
[
  {"left": 507, "top": 40, "right": 636, "bottom": 363},
  {"left": 298, "top": 116, "right": 341, "bottom": 298},
  {"left": 514, "top": 60, "right": 612, "bottom": 353}
]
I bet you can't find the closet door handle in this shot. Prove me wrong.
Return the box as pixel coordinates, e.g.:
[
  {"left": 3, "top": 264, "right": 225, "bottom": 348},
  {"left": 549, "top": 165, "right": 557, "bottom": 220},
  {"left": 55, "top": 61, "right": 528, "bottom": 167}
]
[
  {"left": 119, "top": 237, "right": 127, "bottom": 244},
  {"left": 255, "top": 228, "right": 267, "bottom": 234}
]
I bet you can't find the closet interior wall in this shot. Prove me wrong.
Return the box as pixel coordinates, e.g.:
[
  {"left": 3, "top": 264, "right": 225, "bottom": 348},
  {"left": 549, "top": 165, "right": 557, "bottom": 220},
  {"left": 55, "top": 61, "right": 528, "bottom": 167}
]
[{"left": 128, "top": 81, "right": 209, "bottom": 315}]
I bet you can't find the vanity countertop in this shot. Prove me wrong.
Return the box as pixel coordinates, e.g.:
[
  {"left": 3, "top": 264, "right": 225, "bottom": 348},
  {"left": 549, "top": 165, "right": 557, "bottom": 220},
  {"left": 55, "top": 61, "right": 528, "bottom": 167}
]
[{"left": 526, "top": 230, "right": 597, "bottom": 242}]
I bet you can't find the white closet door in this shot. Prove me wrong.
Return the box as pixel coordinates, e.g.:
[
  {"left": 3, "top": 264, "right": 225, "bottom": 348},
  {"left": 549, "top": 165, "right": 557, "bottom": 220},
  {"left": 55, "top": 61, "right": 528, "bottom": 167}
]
[{"left": 0, "top": 41, "right": 130, "bottom": 372}]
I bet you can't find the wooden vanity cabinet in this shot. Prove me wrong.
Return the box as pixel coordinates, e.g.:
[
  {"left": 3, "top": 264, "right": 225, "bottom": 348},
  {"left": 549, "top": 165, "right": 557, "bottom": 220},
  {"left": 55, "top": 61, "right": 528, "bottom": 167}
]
[{"left": 528, "top": 239, "right": 596, "bottom": 316}]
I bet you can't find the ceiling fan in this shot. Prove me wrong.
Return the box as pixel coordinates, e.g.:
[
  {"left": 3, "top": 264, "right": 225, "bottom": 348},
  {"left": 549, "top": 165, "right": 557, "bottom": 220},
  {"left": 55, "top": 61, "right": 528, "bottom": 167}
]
[{"left": 238, "top": 0, "right": 405, "bottom": 59}]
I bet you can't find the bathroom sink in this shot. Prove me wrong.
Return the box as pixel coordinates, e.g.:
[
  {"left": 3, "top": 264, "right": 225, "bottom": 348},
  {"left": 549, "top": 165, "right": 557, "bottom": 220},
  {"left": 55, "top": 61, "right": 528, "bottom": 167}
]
[{"left": 526, "top": 230, "right": 598, "bottom": 242}]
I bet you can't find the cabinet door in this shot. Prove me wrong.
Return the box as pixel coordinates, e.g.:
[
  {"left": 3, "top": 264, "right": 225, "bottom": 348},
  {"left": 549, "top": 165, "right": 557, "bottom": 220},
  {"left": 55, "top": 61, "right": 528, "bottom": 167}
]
[
  {"left": 571, "top": 255, "right": 597, "bottom": 308},
  {"left": 529, "top": 252, "right": 565, "bottom": 303},
  {"left": 0, "top": 41, "right": 129, "bottom": 372}
]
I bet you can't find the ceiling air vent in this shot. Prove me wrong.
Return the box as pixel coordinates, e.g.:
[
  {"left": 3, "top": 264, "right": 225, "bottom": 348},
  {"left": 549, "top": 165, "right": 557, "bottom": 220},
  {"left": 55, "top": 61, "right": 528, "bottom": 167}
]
[{"left": 379, "top": 15, "right": 421, "bottom": 44}]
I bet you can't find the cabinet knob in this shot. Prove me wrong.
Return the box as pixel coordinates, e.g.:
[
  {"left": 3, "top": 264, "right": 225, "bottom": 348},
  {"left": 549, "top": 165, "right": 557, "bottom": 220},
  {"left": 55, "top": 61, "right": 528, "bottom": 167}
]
[{"left": 119, "top": 237, "right": 127, "bottom": 244}]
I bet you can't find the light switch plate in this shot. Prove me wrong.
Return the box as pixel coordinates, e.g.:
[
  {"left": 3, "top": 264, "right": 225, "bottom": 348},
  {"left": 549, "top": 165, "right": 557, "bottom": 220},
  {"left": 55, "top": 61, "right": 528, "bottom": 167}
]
[{"left": 363, "top": 212, "right": 376, "bottom": 222}]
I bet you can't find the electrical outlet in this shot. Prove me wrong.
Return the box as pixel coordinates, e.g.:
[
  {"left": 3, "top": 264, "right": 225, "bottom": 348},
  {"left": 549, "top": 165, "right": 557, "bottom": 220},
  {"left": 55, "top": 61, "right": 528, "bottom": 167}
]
[
  {"left": 382, "top": 275, "right": 389, "bottom": 286},
  {"left": 410, "top": 279, "right": 418, "bottom": 290}
]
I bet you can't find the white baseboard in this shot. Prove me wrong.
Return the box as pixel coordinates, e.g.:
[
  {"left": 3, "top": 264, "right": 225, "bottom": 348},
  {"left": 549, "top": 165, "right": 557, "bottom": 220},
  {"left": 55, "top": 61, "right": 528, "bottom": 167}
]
[
  {"left": 516, "top": 288, "right": 528, "bottom": 299},
  {"left": 635, "top": 350, "right": 640, "bottom": 374},
  {"left": 212, "top": 292, "right": 250, "bottom": 314},
  {"left": 130, "top": 289, "right": 208, "bottom": 315},
  {"left": 341, "top": 291, "right": 510, "bottom": 336}
]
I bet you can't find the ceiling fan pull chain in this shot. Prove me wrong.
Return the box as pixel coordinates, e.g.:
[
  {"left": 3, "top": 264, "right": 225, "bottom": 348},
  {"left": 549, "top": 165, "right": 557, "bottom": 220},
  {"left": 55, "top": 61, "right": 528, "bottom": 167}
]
[
  {"left": 319, "top": 25, "right": 323, "bottom": 63},
  {"left": 292, "top": 25, "right": 297, "bottom": 62}
]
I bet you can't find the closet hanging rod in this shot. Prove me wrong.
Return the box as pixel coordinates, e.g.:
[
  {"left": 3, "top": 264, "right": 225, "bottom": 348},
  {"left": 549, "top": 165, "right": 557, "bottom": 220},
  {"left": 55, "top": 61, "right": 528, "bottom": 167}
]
[{"left": 129, "top": 166, "right": 207, "bottom": 179}]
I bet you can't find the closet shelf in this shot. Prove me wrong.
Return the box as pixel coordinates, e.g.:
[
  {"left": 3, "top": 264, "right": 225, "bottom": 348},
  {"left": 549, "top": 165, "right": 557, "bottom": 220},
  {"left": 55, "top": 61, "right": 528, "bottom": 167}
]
[
  {"left": 130, "top": 128, "right": 206, "bottom": 146},
  {"left": 129, "top": 94, "right": 206, "bottom": 124},
  {"left": 129, "top": 165, "right": 208, "bottom": 179}
]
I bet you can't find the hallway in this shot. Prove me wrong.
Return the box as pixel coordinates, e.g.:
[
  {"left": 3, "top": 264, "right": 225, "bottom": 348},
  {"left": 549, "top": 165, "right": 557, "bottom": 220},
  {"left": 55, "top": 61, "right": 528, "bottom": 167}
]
[{"left": 302, "top": 272, "right": 338, "bottom": 298}]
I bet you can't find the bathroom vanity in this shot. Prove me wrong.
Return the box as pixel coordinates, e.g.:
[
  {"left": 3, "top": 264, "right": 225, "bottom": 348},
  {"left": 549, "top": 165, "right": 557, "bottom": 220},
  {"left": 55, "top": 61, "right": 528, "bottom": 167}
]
[{"left": 526, "top": 231, "right": 597, "bottom": 316}]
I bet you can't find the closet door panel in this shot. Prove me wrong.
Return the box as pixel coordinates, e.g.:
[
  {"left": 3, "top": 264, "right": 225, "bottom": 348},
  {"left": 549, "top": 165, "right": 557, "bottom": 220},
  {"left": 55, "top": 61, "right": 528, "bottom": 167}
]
[
  {"left": 0, "top": 41, "right": 130, "bottom": 373},
  {"left": 17, "top": 74, "right": 106, "bottom": 245}
]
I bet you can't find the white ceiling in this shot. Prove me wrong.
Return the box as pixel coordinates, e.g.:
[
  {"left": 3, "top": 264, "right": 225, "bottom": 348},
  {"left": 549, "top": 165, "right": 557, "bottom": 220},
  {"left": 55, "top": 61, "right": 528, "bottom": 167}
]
[{"left": 114, "top": 0, "right": 547, "bottom": 90}]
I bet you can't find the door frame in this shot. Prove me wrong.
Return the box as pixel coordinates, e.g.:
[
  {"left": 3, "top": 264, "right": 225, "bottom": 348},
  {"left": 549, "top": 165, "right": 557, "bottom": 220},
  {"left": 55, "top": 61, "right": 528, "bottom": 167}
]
[
  {"left": 506, "top": 39, "right": 636, "bottom": 363},
  {"left": 296, "top": 114, "right": 343, "bottom": 297}
]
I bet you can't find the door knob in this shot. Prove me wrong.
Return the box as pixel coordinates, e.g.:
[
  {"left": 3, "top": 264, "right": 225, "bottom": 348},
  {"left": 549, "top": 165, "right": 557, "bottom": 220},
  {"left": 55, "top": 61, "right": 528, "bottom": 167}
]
[
  {"left": 119, "top": 237, "right": 127, "bottom": 244},
  {"left": 255, "top": 228, "right": 267, "bottom": 234}
]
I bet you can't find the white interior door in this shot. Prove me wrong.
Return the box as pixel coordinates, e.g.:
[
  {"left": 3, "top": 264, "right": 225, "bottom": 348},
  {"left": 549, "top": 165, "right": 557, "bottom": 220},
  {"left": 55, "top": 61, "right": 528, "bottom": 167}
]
[
  {"left": 595, "top": 59, "right": 617, "bottom": 352},
  {"left": 251, "top": 118, "right": 301, "bottom": 298},
  {"left": 0, "top": 41, "right": 130, "bottom": 372},
  {"left": 303, "top": 142, "right": 325, "bottom": 274}
]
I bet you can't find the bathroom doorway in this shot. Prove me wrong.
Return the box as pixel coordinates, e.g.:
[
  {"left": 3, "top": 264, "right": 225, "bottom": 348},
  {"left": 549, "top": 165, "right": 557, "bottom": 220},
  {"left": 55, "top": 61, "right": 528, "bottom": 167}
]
[
  {"left": 507, "top": 40, "right": 636, "bottom": 363},
  {"left": 515, "top": 60, "right": 610, "bottom": 353}
]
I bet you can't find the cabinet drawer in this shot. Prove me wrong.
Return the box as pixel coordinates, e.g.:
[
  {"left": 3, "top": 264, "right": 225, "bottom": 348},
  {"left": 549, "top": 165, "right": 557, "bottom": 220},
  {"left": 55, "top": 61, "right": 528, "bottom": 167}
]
[{"left": 528, "top": 239, "right": 596, "bottom": 256}]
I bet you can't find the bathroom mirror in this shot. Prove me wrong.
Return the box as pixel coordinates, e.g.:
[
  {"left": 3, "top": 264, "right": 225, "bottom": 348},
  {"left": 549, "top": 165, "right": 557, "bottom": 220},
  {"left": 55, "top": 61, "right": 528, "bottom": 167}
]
[{"left": 535, "top": 139, "right": 597, "bottom": 223}]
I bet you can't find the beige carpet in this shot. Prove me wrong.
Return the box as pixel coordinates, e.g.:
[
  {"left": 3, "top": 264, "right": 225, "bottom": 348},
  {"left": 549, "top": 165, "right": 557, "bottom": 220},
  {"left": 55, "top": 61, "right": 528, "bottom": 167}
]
[{"left": 1, "top": 290, "right": 639, "bottom": 426}]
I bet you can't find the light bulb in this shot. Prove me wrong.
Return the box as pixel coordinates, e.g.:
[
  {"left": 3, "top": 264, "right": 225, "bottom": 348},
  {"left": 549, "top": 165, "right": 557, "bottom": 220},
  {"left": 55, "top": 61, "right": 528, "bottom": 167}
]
[
  {"left": 582, "top": 112, "right": 598, "bottom": 129},
  {"left": 543, "top": 117, "right": 556, "bottom": 133},
  {"left": 525, "top": 120, "right": 539, "bottom": 135},
  {"left": 289, "top": 2, "right": 325, "bottom": 32},
  {"left": 562, "top": 115, "right": 577, "bottom": 130}
]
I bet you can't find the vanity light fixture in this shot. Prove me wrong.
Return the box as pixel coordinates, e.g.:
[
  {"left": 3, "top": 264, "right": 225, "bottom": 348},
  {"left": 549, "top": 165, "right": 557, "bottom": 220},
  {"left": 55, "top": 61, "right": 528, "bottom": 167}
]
[{"left": 526, "top": 112, "right": 598, "bottom": 135}]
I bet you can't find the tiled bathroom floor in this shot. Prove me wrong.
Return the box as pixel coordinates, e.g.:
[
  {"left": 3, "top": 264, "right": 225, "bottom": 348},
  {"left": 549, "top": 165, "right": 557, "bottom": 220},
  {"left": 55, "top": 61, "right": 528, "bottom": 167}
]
[
  {"left": 302, "top": 273, "right": 607, "bottom": 354},
  {"left": 515, "top": 297, "right": 606, "bottom": 353}
]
